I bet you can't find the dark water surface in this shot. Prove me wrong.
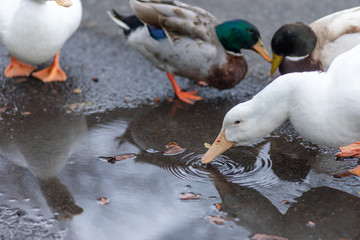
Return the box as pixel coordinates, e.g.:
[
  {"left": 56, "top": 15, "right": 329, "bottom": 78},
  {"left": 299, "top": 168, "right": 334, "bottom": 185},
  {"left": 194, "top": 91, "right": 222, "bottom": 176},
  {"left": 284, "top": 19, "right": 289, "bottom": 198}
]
[{"left": 1, "top": 0, "right": 360, "bottom": 239}]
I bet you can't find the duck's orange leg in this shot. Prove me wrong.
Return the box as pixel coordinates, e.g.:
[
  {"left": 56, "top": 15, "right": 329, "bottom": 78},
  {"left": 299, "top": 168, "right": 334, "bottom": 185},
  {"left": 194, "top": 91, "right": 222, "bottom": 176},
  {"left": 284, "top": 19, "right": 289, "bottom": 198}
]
[
  {"left": 166, "top": 72, "right": 201, "bottom": 104},
  {"left": 336, "top": 142, "right": 360, "bottom": 177},
  {"left": 32, "top": 52, "right": 67, "bottom": 82},
  {"left": 336, "top": 142, "right": 360, "bottom": 158},
  {"left": 4, "top": 56, "right": 37, "bottom": 78}
]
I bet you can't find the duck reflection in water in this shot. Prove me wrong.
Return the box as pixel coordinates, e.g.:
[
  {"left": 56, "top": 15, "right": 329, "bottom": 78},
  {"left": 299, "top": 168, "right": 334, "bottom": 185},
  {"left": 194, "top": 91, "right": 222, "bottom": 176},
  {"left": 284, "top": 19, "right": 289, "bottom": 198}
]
[
  {"left": 0, "top": 108, "right": 87, "bottom": 219},
  {"left": 119, "top": 101, "right": 360, "bottom": 239}
]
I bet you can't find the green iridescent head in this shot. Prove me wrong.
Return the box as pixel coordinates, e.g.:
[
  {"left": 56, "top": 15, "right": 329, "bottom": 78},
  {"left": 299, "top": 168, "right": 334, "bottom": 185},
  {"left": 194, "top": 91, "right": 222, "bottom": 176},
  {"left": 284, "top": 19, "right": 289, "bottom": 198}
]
[{"left": 215, "top": 19, "right": 271, "bottom": 62}]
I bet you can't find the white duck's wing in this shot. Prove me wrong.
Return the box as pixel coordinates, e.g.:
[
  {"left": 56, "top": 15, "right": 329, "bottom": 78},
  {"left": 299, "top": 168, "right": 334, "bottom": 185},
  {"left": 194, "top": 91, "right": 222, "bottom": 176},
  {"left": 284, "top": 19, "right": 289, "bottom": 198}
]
[
  {"left": 327, "top": 43, "right": 360, "bottom": 86},
  {"left": 310, "top": 7, "right": 360, "bottom": 42},
  {"left": 129, "top": 0, "right": 220, "bottom": 44}
]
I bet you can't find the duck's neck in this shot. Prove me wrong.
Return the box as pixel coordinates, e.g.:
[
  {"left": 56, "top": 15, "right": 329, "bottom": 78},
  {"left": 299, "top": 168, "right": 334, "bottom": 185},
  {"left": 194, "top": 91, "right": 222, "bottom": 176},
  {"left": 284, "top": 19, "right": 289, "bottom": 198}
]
[
  {"left": 251, "top": 71, "right": 327, "bottom": 139},
  {"left": 249, "top": 76, "right": 295, "bottom": 137}
]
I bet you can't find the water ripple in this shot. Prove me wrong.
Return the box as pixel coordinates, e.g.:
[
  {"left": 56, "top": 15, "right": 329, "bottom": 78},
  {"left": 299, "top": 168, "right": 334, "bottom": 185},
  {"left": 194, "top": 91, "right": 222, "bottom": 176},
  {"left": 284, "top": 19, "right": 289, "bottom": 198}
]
[{"left": 164, "top": 143, "right": 279, "bottom": 189}]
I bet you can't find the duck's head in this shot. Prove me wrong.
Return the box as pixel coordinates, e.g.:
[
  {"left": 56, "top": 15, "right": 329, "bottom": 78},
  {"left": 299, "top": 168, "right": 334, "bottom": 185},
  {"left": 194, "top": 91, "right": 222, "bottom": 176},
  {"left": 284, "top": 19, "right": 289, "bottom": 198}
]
[
  {"left": 271, "top": 23, "right": 317, "bottom": 74},
  {"left": 54, "top": 0, "right": 73, "bottom": 7},
  {"left": 201, "top": 102, "right": 263, "bottom": 164},
  {"left": 215, "top": 20, "right": 271, "bottom": 62}
]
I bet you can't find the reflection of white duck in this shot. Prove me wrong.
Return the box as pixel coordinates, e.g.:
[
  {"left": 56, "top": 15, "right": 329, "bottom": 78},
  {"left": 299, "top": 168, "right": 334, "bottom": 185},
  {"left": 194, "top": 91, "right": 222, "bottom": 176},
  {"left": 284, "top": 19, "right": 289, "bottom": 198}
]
[
  {"left": 0, "top": 0, "right": 82, "bottom": 82},
  {"left": 0, "top": 111, "right": 87, "bottom": 218}
]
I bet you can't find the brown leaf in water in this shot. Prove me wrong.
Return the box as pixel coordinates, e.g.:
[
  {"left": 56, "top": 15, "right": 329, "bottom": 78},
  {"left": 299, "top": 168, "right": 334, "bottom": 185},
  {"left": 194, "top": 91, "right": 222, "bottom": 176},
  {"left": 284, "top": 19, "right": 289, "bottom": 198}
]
[
  {"left": 97, "top": 197, "right": 109, "bottom": 205},
  {"left": 179, "top": 192, "right": 202, "bottom": 200},
  {"left": 98, "top": 153, "right": 137, "bottom": 164},
  {"left": 250, "top": 233, "right": 289, "bottom": 240},
  {"left": 164, "top": 142, "right": 186, "bottom": 155},
  {"left": 306, "top": 220, "right": 316, "bottom": 228},
  {"left": 214, "top": 203, "right": 222, "bottom": 211},
  {"left": 205, "top": 215, "right": 233, "bottom": 225},
  {"left": 154, "top": 97, "right": 160, "bottom": 103},
  {"left": 204, "top": 143, "right": 211, "bottom": 149}
]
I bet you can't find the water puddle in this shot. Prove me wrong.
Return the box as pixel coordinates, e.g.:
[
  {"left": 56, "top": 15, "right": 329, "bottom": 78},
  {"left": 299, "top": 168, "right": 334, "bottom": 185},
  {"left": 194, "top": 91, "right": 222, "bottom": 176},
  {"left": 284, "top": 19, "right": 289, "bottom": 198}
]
[{"left": 0, "top": 98, "right": 359, "bottom": 240}]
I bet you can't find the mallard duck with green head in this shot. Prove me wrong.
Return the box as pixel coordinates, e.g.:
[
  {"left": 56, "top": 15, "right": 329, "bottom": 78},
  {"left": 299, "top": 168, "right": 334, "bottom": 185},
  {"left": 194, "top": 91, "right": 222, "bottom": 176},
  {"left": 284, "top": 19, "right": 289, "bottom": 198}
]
[
  {"left": 108, "top": 0, "right": 271, "bottom": 104},
  {"left": 271, "top": 6, "right": 360, "bottom": 75}
]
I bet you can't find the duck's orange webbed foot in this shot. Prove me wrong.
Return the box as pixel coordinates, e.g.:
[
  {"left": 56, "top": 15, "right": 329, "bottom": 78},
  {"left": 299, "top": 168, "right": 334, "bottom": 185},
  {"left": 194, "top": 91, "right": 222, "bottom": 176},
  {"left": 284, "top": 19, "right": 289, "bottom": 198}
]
[
  {"left": 336, "top": 142, "right": 360, "bottom": 158},
  {"left": 32, "top": 52, "right": 67, "bottom": 82},
  {"left": 348, "top": 165, "right": 360, "bottom": 177},
  {"left": 166, "top": 72, "right": 202, "bottom": 104},
  {"left": 4, "top": 56, "right": 37, "bottom": 78}
]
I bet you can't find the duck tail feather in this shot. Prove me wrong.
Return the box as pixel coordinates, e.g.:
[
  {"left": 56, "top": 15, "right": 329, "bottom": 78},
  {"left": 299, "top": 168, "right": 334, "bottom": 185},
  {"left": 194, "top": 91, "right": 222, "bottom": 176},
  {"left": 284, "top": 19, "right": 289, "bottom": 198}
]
[{"left": 107, "top": 9, "right": 131, "bottom": 30}]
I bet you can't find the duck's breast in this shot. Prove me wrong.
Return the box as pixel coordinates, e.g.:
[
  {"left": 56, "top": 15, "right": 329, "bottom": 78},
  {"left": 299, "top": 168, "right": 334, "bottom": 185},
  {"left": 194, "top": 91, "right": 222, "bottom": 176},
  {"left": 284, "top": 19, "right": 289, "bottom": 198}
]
[{"left": 2, "top": 0, "right": 82, "bottom": 65}]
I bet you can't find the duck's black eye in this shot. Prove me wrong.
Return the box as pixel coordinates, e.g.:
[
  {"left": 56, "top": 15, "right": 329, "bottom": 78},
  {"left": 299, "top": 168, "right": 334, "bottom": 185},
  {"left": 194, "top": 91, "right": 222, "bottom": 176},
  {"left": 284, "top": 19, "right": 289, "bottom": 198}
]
[
  {"left": 247, "top": 28, "right": 255, "bottom": 34},
  {"left": 234, "top": 120, "right": 241, "bottom": 125}
]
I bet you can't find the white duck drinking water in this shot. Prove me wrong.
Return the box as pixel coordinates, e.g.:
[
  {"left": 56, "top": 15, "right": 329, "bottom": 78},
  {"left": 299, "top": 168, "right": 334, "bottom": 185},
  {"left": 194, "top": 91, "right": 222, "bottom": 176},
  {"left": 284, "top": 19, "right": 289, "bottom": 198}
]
[
  {"left": 202, "top": 44, "right": 360, "bottom": 175},
  {"left": 0, "top": 0, "right": 82, "bottom": 82}
]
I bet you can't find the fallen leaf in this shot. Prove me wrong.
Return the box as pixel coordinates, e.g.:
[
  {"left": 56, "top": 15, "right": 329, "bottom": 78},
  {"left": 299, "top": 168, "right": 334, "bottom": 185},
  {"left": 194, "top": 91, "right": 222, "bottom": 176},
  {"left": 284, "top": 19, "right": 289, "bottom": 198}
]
[
  {"left": 22, "top": 112, "right": 32, "bottom": 115},
  {"left": 204, "top": 143, "right": 211, "bottom": 149},
  {"left": 164, "top": 142, "right": 186, "bottom": 156},
  {"left": 250, "top": 234, "right": 288, "bottom": 240},
  {"left": 154, "top": 97, "right": 160, "bottom": 103},
  {"left": 214, "top": 203, "right": 222, "bottom": 211},
  {"left": 179, "top": 192, "right": 202, "bottom": 200},
  {"left": 14, "top": 78, "right": 28, "bottom": 83},
  {"left": 73, "top": 88, "right": 82, "bottom": 94},
  {"left": 0, "top": 107, "right": 7, "bottom": 113},
  {"left": 92, "top": 77, "right": 99, "bottom": 82},
  {"left": 306, "top": 220, "right": 316, "bottom": 228},
  {"left": 66, "top": 101, "right": 93, "bottom": 111},
  {"left": 98, "top": 153, "right": 137, "bottom": 164},
  {"left": 97, "top": 197, "right": 109, "bottom": 205},
  {"left": 205, "top": 215, "right": 233, "bottom": 225},
  {"left": 281, "top": 200, "right": 289, "bottom": 204}
]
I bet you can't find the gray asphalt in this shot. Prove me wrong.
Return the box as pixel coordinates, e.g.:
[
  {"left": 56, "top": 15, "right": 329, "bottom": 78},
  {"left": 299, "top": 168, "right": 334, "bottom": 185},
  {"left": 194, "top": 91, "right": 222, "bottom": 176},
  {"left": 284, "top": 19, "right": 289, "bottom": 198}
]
[{"left": 1, "top": 0, "right": 359, "bottom": 111}]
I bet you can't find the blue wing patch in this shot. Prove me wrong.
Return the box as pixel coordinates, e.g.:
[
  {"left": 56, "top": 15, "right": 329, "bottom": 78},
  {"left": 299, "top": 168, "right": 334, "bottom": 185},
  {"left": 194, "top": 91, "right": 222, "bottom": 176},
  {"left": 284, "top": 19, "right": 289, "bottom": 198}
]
[{"left": 147, "top": 25, "right": 167, "bottom": 40}]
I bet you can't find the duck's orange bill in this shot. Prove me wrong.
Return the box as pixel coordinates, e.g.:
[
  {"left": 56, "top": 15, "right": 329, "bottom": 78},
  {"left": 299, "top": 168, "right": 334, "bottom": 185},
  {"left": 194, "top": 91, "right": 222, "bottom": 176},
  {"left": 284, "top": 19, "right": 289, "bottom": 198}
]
[
  {"left": 55, "top": 0, "right": 73, "bottom": 7},
  {"left": 201, "top": 130, "right": 235, "bottom": 164},
  {"left": 270, "top": 53, "right": 284, "bottom": 74},
  {"left": 252, "top": 39, "right": 272, "bottom": 63}
]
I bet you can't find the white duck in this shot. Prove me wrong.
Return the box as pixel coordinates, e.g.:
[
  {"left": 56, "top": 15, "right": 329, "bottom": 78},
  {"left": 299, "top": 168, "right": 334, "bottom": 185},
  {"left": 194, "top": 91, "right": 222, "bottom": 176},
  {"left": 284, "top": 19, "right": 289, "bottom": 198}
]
[
  {"left": 0, "top": 0, "right": 82, "bottom": 82},
  {"left": 202, "top": 44, "right": 360, "bottom": 175}
]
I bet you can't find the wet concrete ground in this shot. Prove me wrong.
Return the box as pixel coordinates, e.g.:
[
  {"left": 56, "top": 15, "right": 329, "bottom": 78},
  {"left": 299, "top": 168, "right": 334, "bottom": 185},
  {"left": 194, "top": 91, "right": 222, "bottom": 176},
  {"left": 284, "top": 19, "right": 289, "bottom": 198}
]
[{"left": 0, "top": 0, "right": 360, "bottom": 239}]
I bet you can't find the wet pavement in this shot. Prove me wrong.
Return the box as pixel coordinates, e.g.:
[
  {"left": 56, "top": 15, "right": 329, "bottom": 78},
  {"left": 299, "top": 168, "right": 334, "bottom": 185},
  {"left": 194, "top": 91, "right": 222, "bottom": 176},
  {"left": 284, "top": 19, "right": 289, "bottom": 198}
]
[{"left": 0, "top": 0, "right": 360, "bottom": 239}]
